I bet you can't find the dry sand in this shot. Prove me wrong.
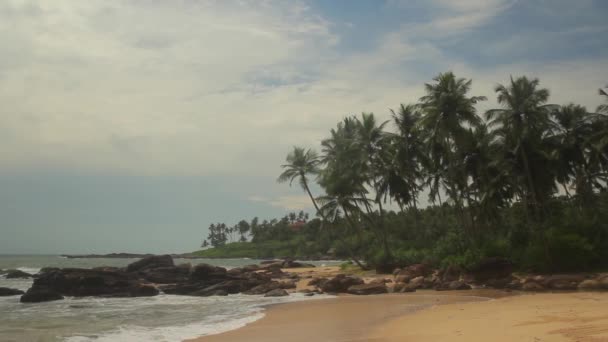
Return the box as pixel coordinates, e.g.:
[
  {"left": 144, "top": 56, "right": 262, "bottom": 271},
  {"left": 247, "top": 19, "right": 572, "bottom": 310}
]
[
  {"left": 371, "top": 291, "right": 608, "bottom": 342},
  {"left": 187, "top": 291, "right": 608, "bottom": 342}
]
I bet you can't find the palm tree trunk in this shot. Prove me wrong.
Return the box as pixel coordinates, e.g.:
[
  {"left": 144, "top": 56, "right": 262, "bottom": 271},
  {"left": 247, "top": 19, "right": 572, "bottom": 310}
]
[{"left": 342, "top": 208, "right": 369, "bottom": 270}]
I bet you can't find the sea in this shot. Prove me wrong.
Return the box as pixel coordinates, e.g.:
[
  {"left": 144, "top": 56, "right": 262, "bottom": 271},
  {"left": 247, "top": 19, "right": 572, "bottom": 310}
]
[{"left": 0, "top": 255, "right": 340, "bottom": 342}]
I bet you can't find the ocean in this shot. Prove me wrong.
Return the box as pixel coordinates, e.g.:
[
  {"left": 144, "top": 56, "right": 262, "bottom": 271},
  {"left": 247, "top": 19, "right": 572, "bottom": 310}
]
[{"left": 0, "top": 255, "right": 339, "bottom": 342}]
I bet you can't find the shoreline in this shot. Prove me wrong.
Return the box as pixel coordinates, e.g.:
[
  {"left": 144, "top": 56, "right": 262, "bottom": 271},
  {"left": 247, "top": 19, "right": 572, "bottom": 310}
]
[
  {"left": 187, "top": 290, "right": 608, "bottom": 342},
  {"left": 185, "top": 290, "right": 509, "bottom": 342}
]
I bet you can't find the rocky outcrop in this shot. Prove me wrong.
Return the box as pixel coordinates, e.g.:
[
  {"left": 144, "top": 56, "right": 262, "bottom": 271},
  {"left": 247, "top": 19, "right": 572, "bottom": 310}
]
[
  {"left": 394, "top": 264, "right": 431, "bottom": 283},
  {"left": 138, "top": 265, "right": 191, "bottom": 284},
  {"left": 126, "top": 255, "right": 174, "bottom": 273},
  {"left": 0, "top": 287, "right": 25, "bottom": 296},
  {"left": 436, "top": 280, "right": 471, "bottom": 291},
  {"left": 20, "top": 287, "right": 64, "bottom": 303},
  {"left": 319, "top": 275, "right": 364, "bottom": 293},
  {"left": 6, "top": 269, "right": 32, "bottom": 279},
  {"left": 190, "top": 263, "right": 228, "bottom": 281},
  {"left": 347, "top": 283, "right": 388, "bottom": 295},
  {"left": 26, "top": 268, "right": 157, "bottom": 298},
  {"left": 264, "top": 289, "right": 289, "bottom": 297}
]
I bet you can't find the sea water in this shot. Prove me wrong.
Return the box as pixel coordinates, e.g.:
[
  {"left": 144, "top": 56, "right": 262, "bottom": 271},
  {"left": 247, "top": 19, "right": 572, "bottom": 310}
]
[{"left": 0, "top": 255, "right": 338, "bottom": 342}]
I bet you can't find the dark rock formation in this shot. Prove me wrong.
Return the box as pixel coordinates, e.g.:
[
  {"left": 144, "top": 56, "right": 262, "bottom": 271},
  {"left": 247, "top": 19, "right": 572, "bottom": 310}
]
[
  {"left": 347, "top": 283, "right": 388, "bottom": 295},
  {"left": 26, "top": 268, "right": 156, "bottom": 298},
  {"left": 20, "top": 287, "right": 64, "bottom": 303},
  {"left": 264, "top": 289, "right": 289, "bottom": 297},
  {"left": 190, "top": 263, "right": 228, "bottom": 281},
  {"left": 0, "top": 287, "right": 25, "bottom": 296},
  {"left": 436, "top": 280, "right": 471, "bottom": 291},
  {"left": 6, "top": 269, "right": 32, "bottom": 279},
  {"left": 319, "top": 275, "right": 364, "bottom": 293},
  {"left": 126, "top": 255, "right": 174, "bottom": 273}
]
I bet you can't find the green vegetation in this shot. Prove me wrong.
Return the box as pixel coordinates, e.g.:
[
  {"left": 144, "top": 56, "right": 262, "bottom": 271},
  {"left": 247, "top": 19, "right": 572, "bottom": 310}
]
[{"left": 198, "top": 74, "right": 608, "bottom": 273}]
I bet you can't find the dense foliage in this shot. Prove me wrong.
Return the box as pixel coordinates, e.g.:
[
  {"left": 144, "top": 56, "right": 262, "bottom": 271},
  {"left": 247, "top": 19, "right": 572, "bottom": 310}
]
[{"left": 200, "top": 74, "right": 608, "bottom": 273}]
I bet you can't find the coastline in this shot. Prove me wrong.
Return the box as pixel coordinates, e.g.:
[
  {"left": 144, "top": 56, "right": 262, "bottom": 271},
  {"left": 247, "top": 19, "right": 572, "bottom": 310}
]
[
  {"left": 187, "top": 291, "right": 608, "bottom": 342},
  {"left": 185, "top": 290, "right": 508, "bottom": 342}
]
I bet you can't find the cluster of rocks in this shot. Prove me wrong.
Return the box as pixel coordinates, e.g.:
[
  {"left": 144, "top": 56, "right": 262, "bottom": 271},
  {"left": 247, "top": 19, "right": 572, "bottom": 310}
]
[
  {"left": 390, "top": 258, "right": 608, "bottom": 293},
  {"left": 10, "top": 255, "right": 312, "bottom": 303}
]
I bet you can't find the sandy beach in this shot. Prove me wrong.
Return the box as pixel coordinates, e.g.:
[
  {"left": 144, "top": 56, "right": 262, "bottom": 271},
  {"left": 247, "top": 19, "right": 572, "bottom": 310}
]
[{"left": 187, "top": 291, "right": 608, "bottom": 342}]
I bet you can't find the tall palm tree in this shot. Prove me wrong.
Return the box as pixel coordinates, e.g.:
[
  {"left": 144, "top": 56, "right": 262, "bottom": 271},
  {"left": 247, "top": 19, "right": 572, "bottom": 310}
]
[
  {"left": 598, "top": 85, "right": 608, "bottom": 114},
  {"left": 418, "top": 72, "right": 486, "bottom": 227},
  {"left": 277, "top": 146, "right": 322, "bottom": 215},
  {"left": 485, "top": 76, "right": 557, "bottom": 219}
]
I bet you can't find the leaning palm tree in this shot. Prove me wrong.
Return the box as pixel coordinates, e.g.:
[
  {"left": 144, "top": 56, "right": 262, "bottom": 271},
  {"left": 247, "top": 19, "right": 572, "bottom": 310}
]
[
  {"left": 598, "top": 85, "right": 608, "bottom": 114},
  {"left": 277, "top": 147, "right": 322, "bottom": 215}
]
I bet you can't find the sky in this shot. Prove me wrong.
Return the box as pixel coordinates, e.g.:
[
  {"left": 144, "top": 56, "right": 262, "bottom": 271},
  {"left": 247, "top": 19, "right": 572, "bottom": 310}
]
[{"left": 1, "top": 0, "right": 607, "bottom": 254}]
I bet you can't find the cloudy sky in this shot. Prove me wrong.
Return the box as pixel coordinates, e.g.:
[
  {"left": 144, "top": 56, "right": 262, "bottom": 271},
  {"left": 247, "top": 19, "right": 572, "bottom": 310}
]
[{"left": 1, "top": 0, "right": 607, "bottom": 254}]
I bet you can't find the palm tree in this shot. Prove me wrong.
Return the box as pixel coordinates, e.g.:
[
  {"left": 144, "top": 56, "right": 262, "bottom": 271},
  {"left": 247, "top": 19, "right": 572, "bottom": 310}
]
[
  {"left": 418, "top": 72, "right": 486, "bottom": 227},
  {"left": 278, "top": 146, "right": 322, "bottom": 215},
  {"left": 598, "top": 85, "right": 608, "bottom": 114},
  {"left": 485, "top": 76, "right": 558, "bottom": 219}
]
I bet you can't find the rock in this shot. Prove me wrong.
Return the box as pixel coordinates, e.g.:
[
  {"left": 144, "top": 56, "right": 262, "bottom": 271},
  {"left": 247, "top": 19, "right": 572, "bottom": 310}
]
[
  {"left": 392, "top": 283, "right": 416, "bottom": 293},
  {"left": 27, "top": 268, "right": 157, "bottom": 298},
  {"left": 437, "top": 280, "right": 471, "bottom": 291},
  {"left": 320, "top": 275, "right": 364, "bottom": 293},
  {"left": 395, "top": 275, "right": 411, "bottom": 283},
  {"left": 0, "top": 287, "right": 25, "bottom": 296},
  {"left": 347, "top": 283, "right": 388, "bottom": 295},
  {"left": 6, "top": 269, "right": 32, "bottom": 279},
  {"left": 278, "top": 280, "right": 297, "bottom": 289},
  {"left": 522, "top": 282, "right": 545, "bottom": 291},
  {"left": 485, "top": 276, "right": 517, "bottom": 289},
  {"left": 159, "top": 283, "right": 207, "bottom": 295},
  {"left": 439, "top": 265, "right": 462, "bottom": 283},
  {"left": 578, "top": 279, "right": 602, "bottom": 290},
  {"left": 308, "top": 277, "right": 327, "bottom": 287},
  {"left": 397, "top": 264, "right": 431, "bottom": 279},
  {"left": 282, "top": 260, "right": 315, "bottom": 268},
  {"left": 304, "top": 292, "right": 315, "bottom": 296},
  {"left": 139, "top": 266, "right": 191, "bottom": 284},
  {"left": 264, "top": 289, "right": 289, "bottom": 297},
  {"left": 37, "top": 267, "right": 60, "bottom": 275},
  {"left": 409, "top": 276, "right": 425, "bottom": 289},
  {"left": 190, "top": 263, "right": 227, "bottom": 281},
  {"left": 129, "top": 284, "right": 159, "bottom": 297},
  {"left": 20, "top": 287, "right": 64, "bottom": 303},
  {"left": 244, "top": 281, "right": 282, "bottom": 295},
  {"left": 542, "top": 275, "right": 586, "bottom": 290},
  {"left": 467, "top": 257, "right": 512, "bottom": 283},
  {"left": 599, "top": 276, "right": 608, "bottom": 289},
  {"left": 126, "top": 255, "right": 174, "bottom": 273},
  {"left": 370, "top": 278, "right": 391, "bottom": 285},
  {"left": 392, "top": 268, "right": 402, "bottom": 276}
]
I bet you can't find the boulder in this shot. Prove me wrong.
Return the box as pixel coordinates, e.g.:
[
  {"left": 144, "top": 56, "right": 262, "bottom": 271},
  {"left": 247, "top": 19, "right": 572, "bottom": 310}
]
[
  {"left": 541, "top": 275, "right": 586, "bottom": 290},
  {"left": 467, "top": 257, "right": 512, "bottom": 283},
  {"left": 139, "top": 266, "right": 191, "bottom": 284},
  {"left": 159, "top": 283, "right": 207, "bottom": 295},
  {"left": 439, "top": 265, "right": 462, "bottom": 283},
  {"left": 244, "top": 281, "right": 282, "bottom": 295},
  {"left": 392, "top": 283, "right": 416, "bottom": 293},
  {"left": 26, "top": 268, "right": 157, "bottom": 298},
  {"left": 6, "top": 269, "right": 32, "bottom": 279},
  {"left": 485, "top": 276, "right": 517, "bottom": 289},
  {"left": 278, "top": 280, "right": 297, "bottom": 289},
  {"left": 0, "top": 287, "right": 25, "bottom": 296},
  {"left": 264, "top": 289, "right": 289, "bottom": 297},
  {"left": 436, "top": 280, "right": 471, "bottom": 291},
  {"left": 522, "top": 282, "right": 545, "bottom": 291},
  {"left": 126, "top": 255, "right": 174, "bottom": 273},
  {"left": 20, "top": 287, "right": 64, "bottom": 303},
  {"left": 397, "top": 264, "right": 431, "bottom": 279},
  {"left": 578, "top": 279, "right": 602, "bottom": 290},
  {"left": 409, "top": 276, "right": 425, "bottom": 289},
  {"left": 395, "top": 274, "right": 411, "bottom": 284},
  {"left": 190, "top": 264, "right": 227, "bottom": 281},
  {"left": 308, "top": 277, "right": 327, "bottom": 287},
  {"left": 600, "top": 275, "right": 608, "bottom": 289},
  {"left": 128, "top": 284, "right": 159, "bottom": 297},
  {"left": 347, "top": 283, "right": 388, "bottom": 295},
  {"left": 282, "top": 260, "right": 315, "bottom": 268},
  {"left": 320, "top": 275, "right": 364, "bottom": 293}
]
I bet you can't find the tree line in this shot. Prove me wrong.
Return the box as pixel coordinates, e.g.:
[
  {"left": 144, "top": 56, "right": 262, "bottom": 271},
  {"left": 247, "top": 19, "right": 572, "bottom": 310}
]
[{"left": 277, "top": 72, "right": 608, "bottom": 272}]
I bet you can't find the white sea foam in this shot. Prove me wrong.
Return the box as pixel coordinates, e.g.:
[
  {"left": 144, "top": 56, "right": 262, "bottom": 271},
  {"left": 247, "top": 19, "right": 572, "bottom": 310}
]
[
  {"left": 17, "top": 267, "right": 41, "bottom": 274},
  {"left": 65, "top": 310, "right": 265, "bottom": 342}
]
